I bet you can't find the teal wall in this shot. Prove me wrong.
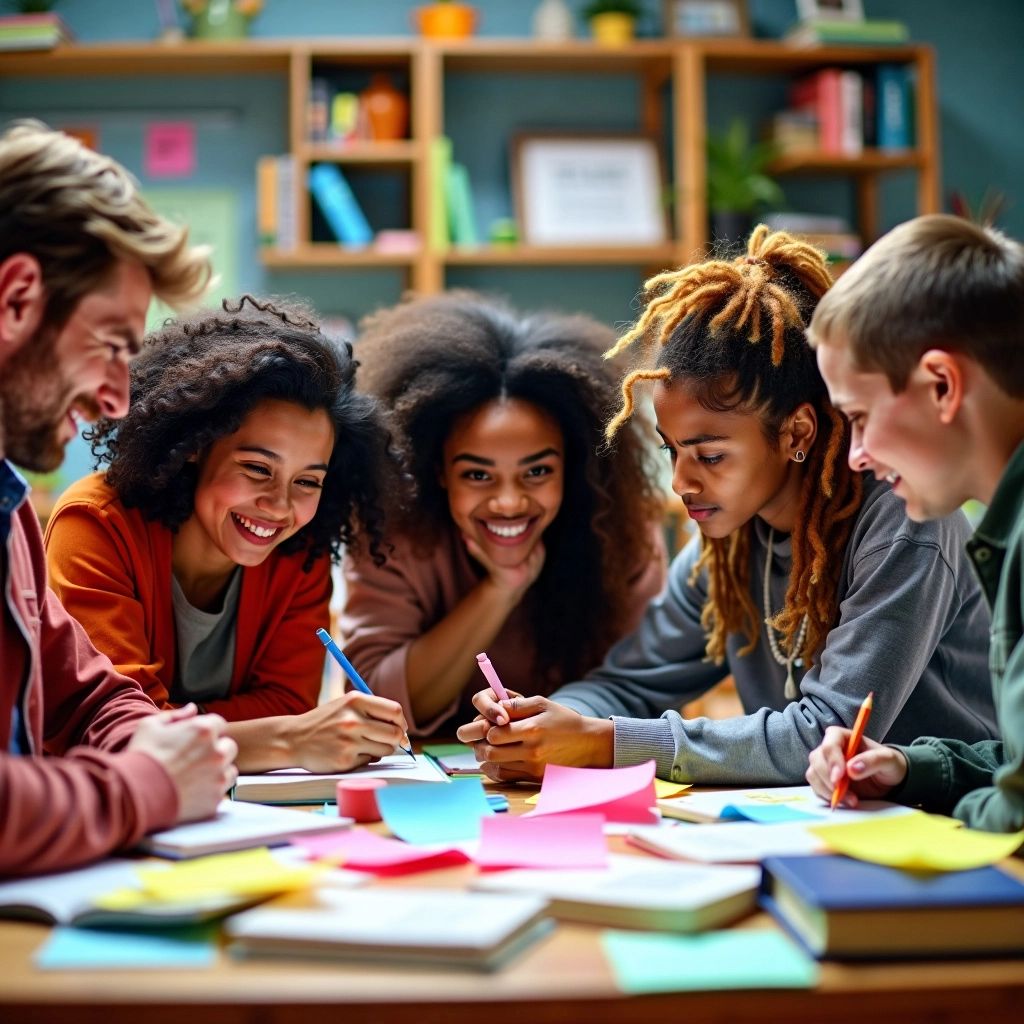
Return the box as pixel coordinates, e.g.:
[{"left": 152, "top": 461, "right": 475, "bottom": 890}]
[{"left": 2, "top": 0, "right": 1022, "bottom": 331}]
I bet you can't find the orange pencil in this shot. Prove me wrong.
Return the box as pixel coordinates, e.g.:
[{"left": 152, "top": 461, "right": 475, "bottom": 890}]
[{"left": 830, "top": 691, "right": 874, "bottom": 809}]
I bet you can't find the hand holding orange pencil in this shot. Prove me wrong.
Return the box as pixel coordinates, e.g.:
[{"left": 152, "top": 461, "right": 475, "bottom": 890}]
[{"left": 830, "top": 691, "right": 874, "bottom": 809}]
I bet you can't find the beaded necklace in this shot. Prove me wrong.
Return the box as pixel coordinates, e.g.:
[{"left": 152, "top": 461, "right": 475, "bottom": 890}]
[{"left": 763, "top": 528, "right": 808, "bottom": 700}]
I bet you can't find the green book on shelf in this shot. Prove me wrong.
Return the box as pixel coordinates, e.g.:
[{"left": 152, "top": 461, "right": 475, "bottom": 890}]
[
  {"left": 445, "top": 162, "right": 479, "bottom": 246},
  {"left": 786, "top": 18, "right": 909, "bottom": 48},
  {"left": 429, "top": 136, "right": 452, "bottom": 253}
]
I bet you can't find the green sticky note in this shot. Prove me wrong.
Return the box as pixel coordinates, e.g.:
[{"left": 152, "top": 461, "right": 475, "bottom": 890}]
[{"left": 602, "top": 929, "right": 819, "bottom": 993}]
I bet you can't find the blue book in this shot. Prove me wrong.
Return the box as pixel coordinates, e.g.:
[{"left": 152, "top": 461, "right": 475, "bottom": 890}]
[
  {"left": 761, "top": 854, "right": 1024, "bottom": 959},
  {"left": 876, "top": 64, "right": 911, "bottom": 151},
  {"left": 308, "top": 163, "right": 373, "bottom": 247}
]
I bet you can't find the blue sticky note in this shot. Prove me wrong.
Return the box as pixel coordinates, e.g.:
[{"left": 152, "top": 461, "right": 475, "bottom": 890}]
[
  {"left": 377, "top": 778, "right": 494, "bottom": 844},
  {"left": 721, "top": 803, "right": 819, "bottom": 824},
  {"left": 35, "top": 925, "right": 217, "bottom": 970},
  {"left": 602, "top": 929, "right": 818, "bottom": 993}
]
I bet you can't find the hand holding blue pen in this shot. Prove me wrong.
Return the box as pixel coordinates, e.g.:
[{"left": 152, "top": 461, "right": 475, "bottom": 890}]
[{"left": 316, "top": 628, "right": 415, "bottom": 759}]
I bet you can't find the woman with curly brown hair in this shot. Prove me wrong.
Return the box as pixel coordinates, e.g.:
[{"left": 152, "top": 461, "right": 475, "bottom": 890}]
[
  {"left": 460, "top": 227, "right": 997, "bottom": 785},
  {"left": 339, "top": 290, "right": 667, "bottom": 736},
  {"left": 44, "top": 295, "right": 410, "bottom": 773}
]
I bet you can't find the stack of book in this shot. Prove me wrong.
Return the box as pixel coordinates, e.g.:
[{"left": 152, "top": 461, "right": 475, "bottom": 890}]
[
  {"left": 785, "top": 18, "right": 909, "bottom": 48},
  {"left": 0, "top": 12, "right": 74, "bottom": 51}
]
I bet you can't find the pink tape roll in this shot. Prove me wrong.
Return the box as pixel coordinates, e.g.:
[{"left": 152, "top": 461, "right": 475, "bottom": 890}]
[{"left": 336, "top": 777, "right": 387, "bottom": 823}]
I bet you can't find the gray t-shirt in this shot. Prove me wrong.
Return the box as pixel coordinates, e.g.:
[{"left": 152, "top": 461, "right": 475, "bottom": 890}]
[
  {"left": 170, "top": 569, "right": 242, "bottom": 705},
  {"left": 552, "top": 475, "right": 998, "bottom": 785}
]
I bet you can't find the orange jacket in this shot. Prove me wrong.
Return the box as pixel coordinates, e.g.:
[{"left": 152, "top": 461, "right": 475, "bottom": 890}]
[{"left": 44, "top": 473, "right": 331, "bottom": 721}]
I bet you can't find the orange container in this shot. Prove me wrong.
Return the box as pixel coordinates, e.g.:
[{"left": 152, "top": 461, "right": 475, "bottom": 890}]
[{"left": 415, "top": 3, "right": 477, "bottom": 39}]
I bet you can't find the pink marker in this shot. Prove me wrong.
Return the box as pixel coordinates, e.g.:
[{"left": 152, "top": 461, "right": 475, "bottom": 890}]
[{"left": 476, "top": 652, "right": 509, "bottom": 702}]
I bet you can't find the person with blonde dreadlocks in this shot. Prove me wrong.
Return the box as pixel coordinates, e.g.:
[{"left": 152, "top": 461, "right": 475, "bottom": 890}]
[{"left": 457, "top": 226, "right": 997, "bottom": 786}]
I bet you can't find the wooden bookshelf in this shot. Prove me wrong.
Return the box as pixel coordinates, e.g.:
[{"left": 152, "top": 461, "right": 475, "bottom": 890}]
[{"left": 0, "top": 37, "right": 941, "bottom": 290}]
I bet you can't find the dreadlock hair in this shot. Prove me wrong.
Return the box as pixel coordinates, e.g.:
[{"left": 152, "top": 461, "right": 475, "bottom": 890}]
[
  {"left": 355, "top": 290, "right": 665, "bottom": 687},
  {"left": 88, "top": 295, "right": 401, "bottom": 571},
  {"left": 605, "top": 226, "right": 863, "bottom": 667}
]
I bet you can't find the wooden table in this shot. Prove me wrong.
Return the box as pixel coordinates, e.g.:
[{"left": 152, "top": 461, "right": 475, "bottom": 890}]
[{"left": 3, "top": 784, "right": 1023, "bottom": 1024}]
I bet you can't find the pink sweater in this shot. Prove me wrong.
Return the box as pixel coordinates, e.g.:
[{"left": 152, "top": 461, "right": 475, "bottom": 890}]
[{"left": 340, "top": 521, "right": 666, "bottom": 735}]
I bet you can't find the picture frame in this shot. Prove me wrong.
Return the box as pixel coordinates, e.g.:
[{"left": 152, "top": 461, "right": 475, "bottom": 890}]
[
  {"left": 512, "top": 134, "right": 668, "bottom": 247},
  {"left": 795, "top": 0, "right": 864, "bottom": 20},
  {"left": 663, "top": 0, "right": 750, "bottom": 38}
]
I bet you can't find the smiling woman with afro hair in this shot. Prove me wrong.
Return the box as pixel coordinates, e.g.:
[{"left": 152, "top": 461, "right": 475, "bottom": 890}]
[
  {"left": 45, "top": 295, "right": 411, "bottom": 774},
  {"left": 339, "top": 289, "right": 668, "bottom": 736}
]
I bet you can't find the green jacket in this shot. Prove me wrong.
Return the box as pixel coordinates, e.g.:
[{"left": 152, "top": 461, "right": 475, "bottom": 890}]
[{"left": 893, "top": 439, "right": 1024, "bottom": 833}]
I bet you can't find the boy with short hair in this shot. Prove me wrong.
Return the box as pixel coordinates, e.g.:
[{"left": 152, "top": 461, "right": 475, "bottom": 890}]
[{"left": 806, "top": 213, "right": 1024, "bottom": 833}]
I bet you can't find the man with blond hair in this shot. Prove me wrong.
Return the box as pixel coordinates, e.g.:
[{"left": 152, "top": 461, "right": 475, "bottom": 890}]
[{"left": 0, "top": 121, "right": 238, "bottom": 876}]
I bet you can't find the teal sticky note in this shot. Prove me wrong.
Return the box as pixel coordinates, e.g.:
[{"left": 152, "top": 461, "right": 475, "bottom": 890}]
[
  {"left": 722, "top": 803, "right": 819, "bottom": 824},
  {"left": 602, "top": 929, "right": 819, "bottom": 993},
  {"left": 35, "top": 925, "right": 217, "bottom": 970},
  {"left": 377, "top": 778, "right": 494, "bottom": 844}
]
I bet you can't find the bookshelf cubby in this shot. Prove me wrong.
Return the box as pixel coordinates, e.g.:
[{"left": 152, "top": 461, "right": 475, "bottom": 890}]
[{"left": 0, "top": 37, "right": 939, "bottom": 293}]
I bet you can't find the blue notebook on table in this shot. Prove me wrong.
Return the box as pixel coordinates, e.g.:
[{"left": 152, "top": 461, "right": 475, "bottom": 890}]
[{"left": 761, "top": 854, "right": 1024, "bottom": 960}]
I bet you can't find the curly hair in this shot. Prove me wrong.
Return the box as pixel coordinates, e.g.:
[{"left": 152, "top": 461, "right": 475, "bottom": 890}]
[
  {"left": 355, "top": 290, "right": 665, "bottom": 685},
  {"left": 606, "top": 226, "right": 863, "bottom": 668},
  {"left": 88, "top": 295, "right": 400, "bottom": 571},
  {"left": 0, "top": 120, "right": 211, "bottom": 331}
]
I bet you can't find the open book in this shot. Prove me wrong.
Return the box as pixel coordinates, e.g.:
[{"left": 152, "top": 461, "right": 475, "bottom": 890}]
[
  {"left": 0, "top": 859, "right": 258, "bottom": 927},
  {"left": 473, "top": 854, "right": 759, "bottom": 931},
  {"left": 139, "top": 799, "right": 352, "bottom": 858},
  {"left": 657, "top": 784, "right": 912, "bottom": 824},
  {"left": 234, "top": 752, "right": 447, "bottom": 804},
  {"left": 226, "top": 888, "right": 552, "bottom": 971}
]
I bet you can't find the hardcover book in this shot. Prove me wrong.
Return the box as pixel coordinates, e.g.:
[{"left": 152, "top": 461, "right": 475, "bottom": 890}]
[{"left": 761, "top": 854, "right": 1024, "bottom": 959}]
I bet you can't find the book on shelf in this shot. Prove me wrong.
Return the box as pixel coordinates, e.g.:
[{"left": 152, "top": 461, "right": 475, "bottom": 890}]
[
  {"left": 226, "top": 888, "right": 553, "bottom": 971},
  {"left": 786, "top": 18, "right": 909, "bottom": 48},
  {"left": 308, "top": 77, "right": 330, "bottom": 143},
  {"left": 139, "top": 799, "right": 352, "bottom": 859},
  {"left": 234, "top": 752, "right": 448, "bottom": 804},
  {"left": 0, "top": 12, "right": 74, "bottom": 51},
  {"left": 308, "top": 162, "right": 373, "bottom": 247},
  {"left": 429, "top": 135, "right": 453, "bottom": 253},
  {"left": 875, "top": 63, "right": 913, "bottom": 150},
  {"left": 789, "top": 68, "right": 862, "bottom": 156},
  {"left": 0, "top": 858, "right": 260, "bottom": 928},
  {"left": 473, "top": 854, "right": 760, "bottom": 931},
  {"left": 445, "top": 162, "right": 480, "bottom": 246},
  {"left": 256, "top": 154, "right": 297, "bottom": 250},
  {"left": 761, "top": 854, "right": 1024, "bottom": 959}
]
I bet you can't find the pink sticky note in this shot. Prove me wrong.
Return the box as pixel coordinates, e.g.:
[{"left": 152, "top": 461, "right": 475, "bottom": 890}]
[
  {"left": 145, "top": 121, "right": 196, "bottom": 178},
  {"left": 295, "top": 827, "right": 468, "bottom": 874},
  {"left": 474, "top": 812, "right": 607, "bottom": 869},
  {"left": 527, "top": 760, "right": 659, "bottom": 824}
]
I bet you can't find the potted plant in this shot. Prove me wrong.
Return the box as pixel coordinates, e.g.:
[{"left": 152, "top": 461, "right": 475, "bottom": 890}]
[
  {"left": 180, "top": 0, "right": 263, "bottom": 40},
  {"left": 414, "top": 0, "right": 478, "bottom": 39},
  {"left": 581, "top": 0, "right": 643, "bottom": 46},
  {"left": 706, "top": 119, "right": 785, "bottom": 245}
]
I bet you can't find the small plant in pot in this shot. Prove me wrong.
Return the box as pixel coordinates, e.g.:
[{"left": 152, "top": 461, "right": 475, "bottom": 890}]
[
  {"left": 581, "top": 0, "right": 644, "bottom": 46},
  {"left": 707, "top": 119, "right": 784, "bottom": 248}
]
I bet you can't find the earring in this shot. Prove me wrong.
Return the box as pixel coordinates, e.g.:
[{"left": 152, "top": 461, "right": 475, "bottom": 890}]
[{"left": 793, "top": 450, "right": 806, "bottom": 463}]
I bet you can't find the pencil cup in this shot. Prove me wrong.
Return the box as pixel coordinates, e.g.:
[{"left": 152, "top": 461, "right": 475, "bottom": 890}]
[{"left": 337, "top": 778, "right": 387, "bottom": 823}]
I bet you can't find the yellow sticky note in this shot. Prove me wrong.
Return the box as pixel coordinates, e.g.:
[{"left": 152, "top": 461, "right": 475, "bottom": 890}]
[
  {"left": 811, "top": 812, "right": 1024, "bottom": 871},
  {"left": 135, "top": 847, "right": 317, "bottom": 901},
  {"left": 654, "top": 779, "right": 692, "bottom": 799}
]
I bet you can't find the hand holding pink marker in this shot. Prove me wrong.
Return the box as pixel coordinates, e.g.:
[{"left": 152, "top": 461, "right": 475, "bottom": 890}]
[{"left": 476, "top": 651, "right": 509, "bottom": 702}]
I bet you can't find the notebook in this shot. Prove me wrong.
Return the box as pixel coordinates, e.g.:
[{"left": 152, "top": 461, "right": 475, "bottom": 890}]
[
  {"left": 761, "top": 854, "right": 1024, "bottom": 959},
  {"left": 473, "top": 854, "right": 759, "bottom": 931},
  {"left": 628, "top": 821, "right": 823, "bottom": 863},
  {"left": 225, "top": 888, "right": 552, "bottom": 971},
  {"left": 139, "top": 799, "right": 353, "bottom": 858},
  {"left": 0, "top": 859, "right": 259, "bottom": 928},
  {"left": 657, "top": 784, "right": 911, "bottom": 824},
  {"left": 233, "top": 752, "right": 448, "bottom": 804},
  {"left": 422, "top": 743, "right": 483, "bottom": 776}
]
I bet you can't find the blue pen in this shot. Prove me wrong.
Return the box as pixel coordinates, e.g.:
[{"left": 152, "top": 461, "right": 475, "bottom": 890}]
[{"left": 316, "top": 627, "right": 415, "bottom": 759}]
